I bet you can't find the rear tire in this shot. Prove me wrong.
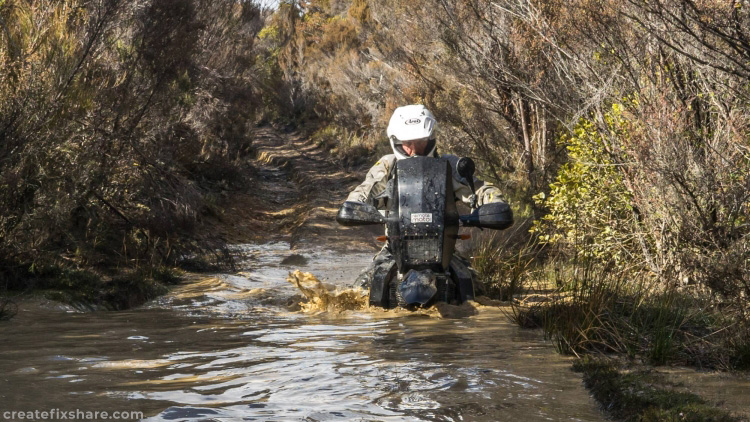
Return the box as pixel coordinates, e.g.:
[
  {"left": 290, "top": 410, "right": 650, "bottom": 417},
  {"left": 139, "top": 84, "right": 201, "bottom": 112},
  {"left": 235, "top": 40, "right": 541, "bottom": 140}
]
[
  {"left": 436, "top": 276, "right": 456, "bottom": 305},
  {"left": 388, "top": 277, "right": 406, "bottom": 309}
]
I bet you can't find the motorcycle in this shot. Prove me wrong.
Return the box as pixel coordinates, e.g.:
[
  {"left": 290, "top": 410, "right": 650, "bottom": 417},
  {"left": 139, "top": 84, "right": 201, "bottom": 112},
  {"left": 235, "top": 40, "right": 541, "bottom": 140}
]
[{"left": 336, "top": 156, "right": 513, "bottom": 308}]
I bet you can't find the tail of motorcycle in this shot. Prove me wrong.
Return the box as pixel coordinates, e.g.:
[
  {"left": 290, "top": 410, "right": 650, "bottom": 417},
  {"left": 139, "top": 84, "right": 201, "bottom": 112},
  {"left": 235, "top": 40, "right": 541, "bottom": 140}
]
[
  {"left": 384, "top": 271, "right": 454, "bottom": 309},
  {"left": 374, "top": 259, "right": 475, "bottom": 308}
]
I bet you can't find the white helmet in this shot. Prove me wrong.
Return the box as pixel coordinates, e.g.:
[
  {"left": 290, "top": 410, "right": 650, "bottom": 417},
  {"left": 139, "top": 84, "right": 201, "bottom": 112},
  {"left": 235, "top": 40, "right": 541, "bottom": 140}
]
[{"left": 387, "top": 104, "right": 438, "bottom": 160}]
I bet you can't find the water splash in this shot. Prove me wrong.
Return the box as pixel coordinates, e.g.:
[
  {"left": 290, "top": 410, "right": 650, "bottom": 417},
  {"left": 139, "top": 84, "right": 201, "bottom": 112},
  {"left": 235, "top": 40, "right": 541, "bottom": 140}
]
[
  {"left": 286, "top": 270, "right": 369, "bottom": 313},
  {"left": 286, "top": 269, "right": 508, "bottom": 319}
]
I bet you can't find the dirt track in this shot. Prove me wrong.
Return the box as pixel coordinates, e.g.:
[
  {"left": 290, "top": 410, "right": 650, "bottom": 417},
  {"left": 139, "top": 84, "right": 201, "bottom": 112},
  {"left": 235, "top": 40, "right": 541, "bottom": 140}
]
[{"left": 204, "top": 127, "right": 381, "bottom": 252}]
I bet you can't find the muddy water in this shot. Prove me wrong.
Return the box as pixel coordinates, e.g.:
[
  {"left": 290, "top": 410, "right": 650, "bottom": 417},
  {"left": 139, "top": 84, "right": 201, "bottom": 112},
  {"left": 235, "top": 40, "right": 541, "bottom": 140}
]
[{"left": 0, "top": 242, "right": 604, "bottom": 421}]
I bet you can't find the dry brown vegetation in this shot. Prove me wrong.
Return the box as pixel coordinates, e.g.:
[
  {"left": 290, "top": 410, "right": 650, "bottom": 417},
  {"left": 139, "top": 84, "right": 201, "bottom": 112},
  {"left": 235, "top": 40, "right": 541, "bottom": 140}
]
[
  {"left": 1, "top": 0, "right": 267, "bottom": 299},
  {"left": 258, "top": 0, "right": 750, "bottom": 374}
]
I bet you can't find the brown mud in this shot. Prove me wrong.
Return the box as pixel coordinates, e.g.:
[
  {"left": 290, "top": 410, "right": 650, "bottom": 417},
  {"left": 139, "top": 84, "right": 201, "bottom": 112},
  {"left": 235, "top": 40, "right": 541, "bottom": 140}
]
[{"left": 657, "top": 366, "right": 750, "bottom": 418}]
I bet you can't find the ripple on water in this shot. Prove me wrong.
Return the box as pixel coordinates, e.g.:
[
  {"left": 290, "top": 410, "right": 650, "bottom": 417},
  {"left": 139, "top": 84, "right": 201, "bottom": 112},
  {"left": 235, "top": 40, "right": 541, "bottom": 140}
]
[{"left": 0, "top": 242, "right": 606, "bottom": 421}]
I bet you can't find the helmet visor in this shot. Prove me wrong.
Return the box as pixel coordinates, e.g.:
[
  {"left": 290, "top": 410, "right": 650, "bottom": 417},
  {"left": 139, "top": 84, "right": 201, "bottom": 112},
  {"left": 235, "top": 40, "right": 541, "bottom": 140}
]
[{"left": 393, "top": 137, "right": 435, "bottom": 157}]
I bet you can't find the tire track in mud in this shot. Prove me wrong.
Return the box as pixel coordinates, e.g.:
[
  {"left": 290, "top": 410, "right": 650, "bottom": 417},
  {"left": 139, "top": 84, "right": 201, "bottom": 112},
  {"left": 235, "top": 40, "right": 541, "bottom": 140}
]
[{"left": 214, "top": 127, "right": 380, "bottom": 252}]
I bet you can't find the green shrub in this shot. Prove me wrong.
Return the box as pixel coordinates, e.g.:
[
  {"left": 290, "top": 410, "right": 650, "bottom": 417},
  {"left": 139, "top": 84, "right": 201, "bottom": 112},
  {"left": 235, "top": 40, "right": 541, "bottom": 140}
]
[{"left": 531, "top": 103, "right": 643, "bottom": 269}]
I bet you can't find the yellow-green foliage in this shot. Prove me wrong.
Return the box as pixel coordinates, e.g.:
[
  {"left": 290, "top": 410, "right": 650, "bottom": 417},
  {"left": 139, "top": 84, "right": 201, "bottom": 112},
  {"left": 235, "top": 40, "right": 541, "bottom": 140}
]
[
  {"left": 0, "top": 0, "right": 83, "bottom": 92},
  {"left": 257, "top": 24, "right": 279, "bottom": 41},
  {"left": 348, "top": 0, "right": 371, "bottom": 24},
  {"left": 532, "top": 104, "right": 639, "bottom": 266}
]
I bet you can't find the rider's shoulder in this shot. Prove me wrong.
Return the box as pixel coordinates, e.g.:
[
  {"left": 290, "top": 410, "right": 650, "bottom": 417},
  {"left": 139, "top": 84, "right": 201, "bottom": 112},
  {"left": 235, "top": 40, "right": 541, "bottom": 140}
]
[{"left": 372, "top": 154, "right": 397, "bottom": 169}]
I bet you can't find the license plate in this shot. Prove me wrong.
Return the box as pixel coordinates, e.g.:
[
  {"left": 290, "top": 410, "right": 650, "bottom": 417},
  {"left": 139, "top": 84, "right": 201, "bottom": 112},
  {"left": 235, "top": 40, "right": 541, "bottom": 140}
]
[{"left": 410, "top": 213, "right": 433, "bottom": 223}]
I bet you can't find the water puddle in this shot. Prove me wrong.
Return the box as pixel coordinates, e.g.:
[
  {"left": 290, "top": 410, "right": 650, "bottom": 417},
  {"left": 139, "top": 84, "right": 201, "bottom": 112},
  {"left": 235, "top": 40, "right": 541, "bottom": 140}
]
[
  {"left": 658, "top": 367, "right": 750, "bottom": 419},
  {"left": 0, "top": 242, "right": 611, "bottom": 421}
]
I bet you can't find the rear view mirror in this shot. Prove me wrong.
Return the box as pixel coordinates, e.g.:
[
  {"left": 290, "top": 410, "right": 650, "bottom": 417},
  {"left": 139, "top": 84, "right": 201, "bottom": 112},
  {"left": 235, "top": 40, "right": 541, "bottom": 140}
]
[
  {"left": 336, "top": 201, "right": 385, "bottom": 226},
  {"left": 457, "top": 157, "right": 477, "bottom": 192},
  {"left": 456, "top": 157, "right": 476, "bottom": 182}
]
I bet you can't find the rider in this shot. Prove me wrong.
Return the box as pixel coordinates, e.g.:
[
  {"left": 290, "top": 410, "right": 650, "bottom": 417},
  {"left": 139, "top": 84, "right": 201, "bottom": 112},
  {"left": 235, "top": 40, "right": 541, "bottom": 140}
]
[{"left": 347, "top": 104, "right": 508, "bottom": 287}]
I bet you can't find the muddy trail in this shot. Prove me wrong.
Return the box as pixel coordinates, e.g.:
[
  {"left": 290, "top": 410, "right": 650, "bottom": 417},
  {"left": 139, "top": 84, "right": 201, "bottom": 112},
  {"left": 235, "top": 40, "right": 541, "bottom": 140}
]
[
  {"left": 0, "top": 128, "right": 611, "bottom": 421},
  {"left": 203, "top": 127, "right": 380, "bottom": 252}
]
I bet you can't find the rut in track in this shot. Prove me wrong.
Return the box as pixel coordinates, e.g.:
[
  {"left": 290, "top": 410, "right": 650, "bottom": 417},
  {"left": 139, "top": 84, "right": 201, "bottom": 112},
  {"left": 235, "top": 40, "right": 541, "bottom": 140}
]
[{"left": 205, "top": 127, "right": 380, "bottom": 253}]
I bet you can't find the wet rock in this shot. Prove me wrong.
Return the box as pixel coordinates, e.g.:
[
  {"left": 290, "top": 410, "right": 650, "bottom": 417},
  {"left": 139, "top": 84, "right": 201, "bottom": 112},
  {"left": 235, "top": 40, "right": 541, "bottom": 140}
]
[
  {"left": 280, "top": 254, "right": 308, "bottom": 266},
  {"left": 474, "top": 296, "right": 509, "bottom": 307},
  {"left": 434, "top": 301, "right": 479, "bottom": 318}
]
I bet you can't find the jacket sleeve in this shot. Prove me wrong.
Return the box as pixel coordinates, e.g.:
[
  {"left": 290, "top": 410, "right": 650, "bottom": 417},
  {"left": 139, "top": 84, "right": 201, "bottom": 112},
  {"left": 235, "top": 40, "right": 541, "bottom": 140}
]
[
  {"left": 444, "top": 154, "right": 507, "bottom": 207},
  {"left": 453, "top": 178, "right": 507, "bottom": 207},
  {"left": 346, "top": 156, "right": 394, "bottom": 207}
]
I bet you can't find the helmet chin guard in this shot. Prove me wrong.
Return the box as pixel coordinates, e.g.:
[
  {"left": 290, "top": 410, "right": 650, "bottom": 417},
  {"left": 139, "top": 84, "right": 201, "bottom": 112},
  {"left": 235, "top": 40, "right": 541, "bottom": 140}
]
[{"left": 387, "top": 105, "right": 438, "bottom": 159}]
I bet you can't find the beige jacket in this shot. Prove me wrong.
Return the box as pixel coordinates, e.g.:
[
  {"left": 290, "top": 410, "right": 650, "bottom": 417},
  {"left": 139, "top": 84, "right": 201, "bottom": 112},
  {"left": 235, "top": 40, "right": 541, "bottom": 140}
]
[{"left": 346, "top": 154, "right": 506, "bottom": 208}]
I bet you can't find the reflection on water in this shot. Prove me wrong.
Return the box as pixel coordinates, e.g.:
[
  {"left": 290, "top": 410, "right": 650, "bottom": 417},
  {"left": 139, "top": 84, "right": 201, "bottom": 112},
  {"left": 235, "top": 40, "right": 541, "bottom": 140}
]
[{"left": 1, "top": 242, "right": 604, "bottom": 421}]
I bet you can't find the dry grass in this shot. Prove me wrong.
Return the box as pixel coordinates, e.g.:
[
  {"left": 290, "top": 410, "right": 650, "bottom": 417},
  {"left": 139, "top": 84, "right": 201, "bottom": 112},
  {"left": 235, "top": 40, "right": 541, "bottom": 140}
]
[{"left": 469, "top": 225, "right": 750, "bottom": 370}]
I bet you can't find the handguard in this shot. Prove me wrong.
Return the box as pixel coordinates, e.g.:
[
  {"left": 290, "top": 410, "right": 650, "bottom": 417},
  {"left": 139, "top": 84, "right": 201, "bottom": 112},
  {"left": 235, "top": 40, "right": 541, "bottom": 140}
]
[
  {"left": 459, "top": 202, "right": 513, "bottom": 230},
  {"left": 336, "top": 201, "right": 385, "bottom": 226}
]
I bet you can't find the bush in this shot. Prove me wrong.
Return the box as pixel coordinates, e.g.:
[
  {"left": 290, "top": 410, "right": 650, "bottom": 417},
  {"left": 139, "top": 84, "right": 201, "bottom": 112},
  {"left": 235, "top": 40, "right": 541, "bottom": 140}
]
[
  {"left": 531, "top": 104, "right": 642, "bottom": 270},
  {"left": 0, "top": 0, "right": 264, "bottom": 294}
]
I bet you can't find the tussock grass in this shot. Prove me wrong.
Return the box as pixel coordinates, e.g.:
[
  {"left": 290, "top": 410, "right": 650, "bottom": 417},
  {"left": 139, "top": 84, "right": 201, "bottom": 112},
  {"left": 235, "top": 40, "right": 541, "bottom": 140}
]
[
  {"left": 472, "top": 217, "right": 543, "bottom": 301},
  {"left": 508, "top": 262, "right": 749, "bottom": 370},
  {"left": 471, "top": 232, "right": 750, "bottom": 369},
  {"left": 470, "top": 224, "right": 750, "bottom": 420},
  {"left": 311, "top": 124, "right": 391, "bottom": 169}
]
